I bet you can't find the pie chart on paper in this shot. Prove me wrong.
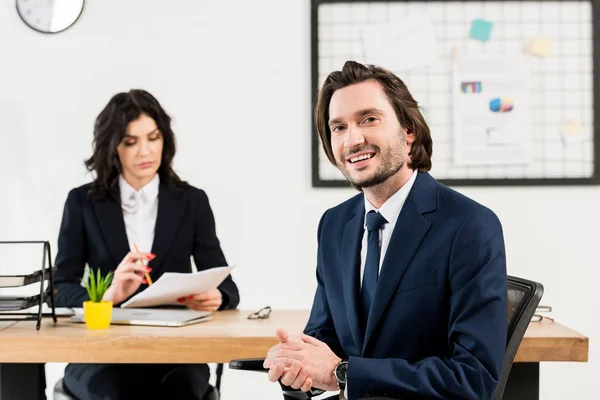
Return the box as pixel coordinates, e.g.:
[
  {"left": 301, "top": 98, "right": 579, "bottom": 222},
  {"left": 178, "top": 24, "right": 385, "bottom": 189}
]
[{"left": 489, "top": 97, "right": 514, "bottom": 112}]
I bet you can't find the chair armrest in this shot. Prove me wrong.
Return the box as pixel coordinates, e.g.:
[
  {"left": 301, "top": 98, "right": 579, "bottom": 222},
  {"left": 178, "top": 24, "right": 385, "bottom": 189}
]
[{"left": 229, "top": 358, "right": 268, "bottom": 372}]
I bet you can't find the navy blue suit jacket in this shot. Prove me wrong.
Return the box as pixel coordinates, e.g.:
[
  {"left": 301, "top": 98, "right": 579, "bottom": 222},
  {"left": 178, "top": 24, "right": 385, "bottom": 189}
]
[
  {"left": 305, "top": 172, "right": 507, "bottom": 400},
  {"left": 54, "top": 182, "right": 239, "bottom": 309}
]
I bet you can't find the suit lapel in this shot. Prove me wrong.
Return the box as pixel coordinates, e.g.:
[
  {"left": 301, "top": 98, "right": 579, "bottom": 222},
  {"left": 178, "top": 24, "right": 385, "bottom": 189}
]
[
  {"left": 94, "top": 199, "right": 130, "bottom": 265},
  {"left": 341, "top": 197, "right": 365, "bottom": 350},
  {"left": 362, "top": 172, "right": 437, "bottom": 354},
  {"left": 150, "top": 184, "right": 187, "bottom": 271}
]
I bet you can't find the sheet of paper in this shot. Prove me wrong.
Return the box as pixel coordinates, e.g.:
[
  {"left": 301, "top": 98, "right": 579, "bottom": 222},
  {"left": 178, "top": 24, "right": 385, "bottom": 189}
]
[
  {"left": 470, "top": 19, "right": 494, "bottom": 42},
  {"left": 452, "top": 54, "right": 533, "bottom": 166},
  {"left": 121, "top": 266, "right": 234, "bottom": 308},
  {"left": 361, "top": 16, "right": 437, "bottom": 71}
]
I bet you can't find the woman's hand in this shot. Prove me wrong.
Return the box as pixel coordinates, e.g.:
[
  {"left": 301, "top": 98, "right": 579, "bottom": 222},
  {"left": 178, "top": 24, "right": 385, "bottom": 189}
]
[
  {"left": 102, "top": 252, "right": 155, "bottom": 305},
  {"left": 177, "top": 290, "right": 223, "bottom": 311}
]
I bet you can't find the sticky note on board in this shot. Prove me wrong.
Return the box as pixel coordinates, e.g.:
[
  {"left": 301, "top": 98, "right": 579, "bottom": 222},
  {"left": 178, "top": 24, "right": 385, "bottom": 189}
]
[
  {"left": 470, "top": 19, "right": 494, "bottom": 42},
  {"left": 562, "top": 119, "right": 584, "bottom": 145},
  {"left": 526, "top": 36, "right": 552, "bottom": 57}
]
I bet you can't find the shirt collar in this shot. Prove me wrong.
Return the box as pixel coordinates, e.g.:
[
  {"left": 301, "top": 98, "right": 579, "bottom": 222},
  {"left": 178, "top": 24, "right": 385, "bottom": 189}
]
[
  {"left": 119, "top": 174, "right": 160, "bottom": 206},
  {"left": 364, "top": 169, "right": 418, "bottom": 227}
]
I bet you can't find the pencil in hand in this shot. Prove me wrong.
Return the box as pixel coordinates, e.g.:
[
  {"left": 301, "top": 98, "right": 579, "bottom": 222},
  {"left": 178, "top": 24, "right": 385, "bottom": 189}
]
[{"left": 134, "top": 243, "right": 153, "bottom": 286}]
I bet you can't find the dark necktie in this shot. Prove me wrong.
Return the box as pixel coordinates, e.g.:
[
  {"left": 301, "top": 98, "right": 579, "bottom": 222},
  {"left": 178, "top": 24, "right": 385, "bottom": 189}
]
[{"left": 360, "top": 210, "right": 388, "bottom": 330}]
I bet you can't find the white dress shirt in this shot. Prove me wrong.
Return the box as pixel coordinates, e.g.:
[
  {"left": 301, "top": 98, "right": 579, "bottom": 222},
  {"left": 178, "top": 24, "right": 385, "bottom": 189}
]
[{"left": 119, "top": 174, "right": 159, "bottom": 253}]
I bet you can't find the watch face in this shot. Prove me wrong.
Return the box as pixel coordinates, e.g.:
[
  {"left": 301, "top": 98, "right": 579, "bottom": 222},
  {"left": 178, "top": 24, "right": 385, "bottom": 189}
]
[
  {"left": 335, "top": 361, "right": 348, "bottom": 384},
  {"left": 16, "top": 0, "right": 85, "bottom": 34}
]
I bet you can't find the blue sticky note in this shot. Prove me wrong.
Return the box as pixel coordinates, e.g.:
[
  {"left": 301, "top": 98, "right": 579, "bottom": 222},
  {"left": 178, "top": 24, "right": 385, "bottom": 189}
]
[{"left": 470, "top": 19, "right": 494, "bottom": 41}]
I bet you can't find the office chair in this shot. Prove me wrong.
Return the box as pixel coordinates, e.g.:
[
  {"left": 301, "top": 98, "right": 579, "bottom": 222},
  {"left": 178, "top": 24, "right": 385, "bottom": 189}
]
[
  {"left": 53, "top": 363, "right": 224, "bottom": 400},
  {"left": 229, "top": 275, "right": 544, "bottom": 400}
]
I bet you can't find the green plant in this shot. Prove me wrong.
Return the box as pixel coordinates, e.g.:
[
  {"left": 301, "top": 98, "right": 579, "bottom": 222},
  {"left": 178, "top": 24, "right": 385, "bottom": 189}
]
[{"left": 83, "top": 268, "right": 114, "bottom": 302}]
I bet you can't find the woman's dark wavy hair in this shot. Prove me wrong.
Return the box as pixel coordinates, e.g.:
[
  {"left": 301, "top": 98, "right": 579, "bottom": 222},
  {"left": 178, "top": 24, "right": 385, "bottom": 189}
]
[{"left": 85, "top": 89, "right": 188, "bottom": 202}]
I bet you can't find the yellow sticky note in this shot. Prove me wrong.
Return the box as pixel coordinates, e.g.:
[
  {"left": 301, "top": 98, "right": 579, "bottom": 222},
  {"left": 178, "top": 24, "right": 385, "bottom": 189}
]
[
  {"left": 526, "top": 37, "right": 551, "bottom": 57},
  {"left": 563, "top": 120, "right": 582, "bottom": 136}
]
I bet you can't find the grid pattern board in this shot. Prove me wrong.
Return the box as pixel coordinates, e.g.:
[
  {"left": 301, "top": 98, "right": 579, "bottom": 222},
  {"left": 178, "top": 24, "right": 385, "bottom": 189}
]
[{"left": 312, "top": 0, "right": 599, "bottom": 186}]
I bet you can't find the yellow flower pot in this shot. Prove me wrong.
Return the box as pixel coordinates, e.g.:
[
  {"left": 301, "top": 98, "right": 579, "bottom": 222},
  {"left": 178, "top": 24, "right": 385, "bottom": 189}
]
[{"left": 83, "top": 301, "right": 113, "bottom": 330}]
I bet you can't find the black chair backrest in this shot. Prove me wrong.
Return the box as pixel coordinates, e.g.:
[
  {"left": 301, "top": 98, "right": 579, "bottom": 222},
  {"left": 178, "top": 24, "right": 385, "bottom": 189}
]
[{"left": 493, "top": 275, "right": 544, "bottom": 400}]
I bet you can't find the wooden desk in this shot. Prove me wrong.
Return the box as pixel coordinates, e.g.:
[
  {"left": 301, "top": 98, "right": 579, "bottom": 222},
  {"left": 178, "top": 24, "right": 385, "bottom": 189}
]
[
  {"left": 0, "top": 310, "right": 307, "bottom": 364},
  {"left": 0, "top": 310, "right": 589, "bottom": 400},
  {"left": 516, "top": 317, "right": 588, "bottom": 362}
]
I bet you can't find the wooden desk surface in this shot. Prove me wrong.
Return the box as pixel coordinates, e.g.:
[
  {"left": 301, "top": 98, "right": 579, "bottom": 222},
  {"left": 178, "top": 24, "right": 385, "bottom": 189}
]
[
  {"left": 0, "top": 310, "right": 588, "bottom": 364},
  {"left": 516, "top": 317, "right": 588, "bottom": 362}
]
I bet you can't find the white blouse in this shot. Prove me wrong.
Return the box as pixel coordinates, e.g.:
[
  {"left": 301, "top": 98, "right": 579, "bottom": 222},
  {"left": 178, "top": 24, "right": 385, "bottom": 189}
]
[{"left": 118, "top": 174, "right": 159, "bottom": 253}]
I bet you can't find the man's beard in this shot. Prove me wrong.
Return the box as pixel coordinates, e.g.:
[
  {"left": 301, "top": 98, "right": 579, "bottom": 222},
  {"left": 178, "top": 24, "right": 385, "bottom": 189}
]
[{"left": 337, "top": 142, "right": 406, "bottom": 189}]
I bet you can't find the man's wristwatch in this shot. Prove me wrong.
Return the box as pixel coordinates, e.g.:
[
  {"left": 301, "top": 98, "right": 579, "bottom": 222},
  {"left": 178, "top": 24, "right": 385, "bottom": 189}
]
[{"left": 333, "top": 360, "right": 348, "bottom": 390}]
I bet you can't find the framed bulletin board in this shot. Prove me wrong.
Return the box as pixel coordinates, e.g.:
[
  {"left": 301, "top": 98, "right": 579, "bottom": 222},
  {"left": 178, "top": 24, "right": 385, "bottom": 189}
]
[{"left": 311, "top": 0, "right": 600, "bottom": 187}]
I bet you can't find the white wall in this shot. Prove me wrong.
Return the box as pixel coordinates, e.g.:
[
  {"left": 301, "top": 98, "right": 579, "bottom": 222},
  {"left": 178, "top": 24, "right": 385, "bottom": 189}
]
[{"left": 0, "top": 1, "right": 597, "bottom": 399}]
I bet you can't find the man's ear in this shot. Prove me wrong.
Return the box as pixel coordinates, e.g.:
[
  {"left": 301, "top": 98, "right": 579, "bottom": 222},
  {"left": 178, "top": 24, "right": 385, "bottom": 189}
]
[{"left": 405, "top": 128, "right": 416, "bottom": 146}]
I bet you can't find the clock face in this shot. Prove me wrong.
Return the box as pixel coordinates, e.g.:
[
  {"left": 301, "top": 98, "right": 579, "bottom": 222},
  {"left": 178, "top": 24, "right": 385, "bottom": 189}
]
[{"left": 16, "top": 0, "right": 85, "bottom": 34}]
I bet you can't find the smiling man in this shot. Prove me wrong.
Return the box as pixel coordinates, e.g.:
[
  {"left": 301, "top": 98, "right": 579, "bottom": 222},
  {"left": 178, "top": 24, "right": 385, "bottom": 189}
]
[{"left": 264, "top": 61, "right": 508, "bottom": 400}]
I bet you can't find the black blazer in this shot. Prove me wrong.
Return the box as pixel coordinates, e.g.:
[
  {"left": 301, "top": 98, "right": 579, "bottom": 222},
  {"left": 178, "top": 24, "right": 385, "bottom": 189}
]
[{"left": 53, "top": 182, "right": 239, "bottom": 309}]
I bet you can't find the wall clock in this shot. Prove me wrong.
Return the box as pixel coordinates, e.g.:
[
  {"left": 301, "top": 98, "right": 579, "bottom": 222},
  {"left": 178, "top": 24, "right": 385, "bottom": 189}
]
[{"left": 16, "top": 0, "right": 85, "bottom": 34}]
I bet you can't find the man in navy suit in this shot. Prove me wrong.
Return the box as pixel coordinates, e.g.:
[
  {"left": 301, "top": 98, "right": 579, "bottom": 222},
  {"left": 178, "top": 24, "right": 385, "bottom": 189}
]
[{"left": 264, "top": 61, "right": 507, "bottom": 400}]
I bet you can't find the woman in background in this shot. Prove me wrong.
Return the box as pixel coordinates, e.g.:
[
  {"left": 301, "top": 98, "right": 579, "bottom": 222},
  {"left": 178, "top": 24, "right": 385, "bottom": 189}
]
[{"left": 54, "top": 89, "right": 239, "bottom": 400}]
